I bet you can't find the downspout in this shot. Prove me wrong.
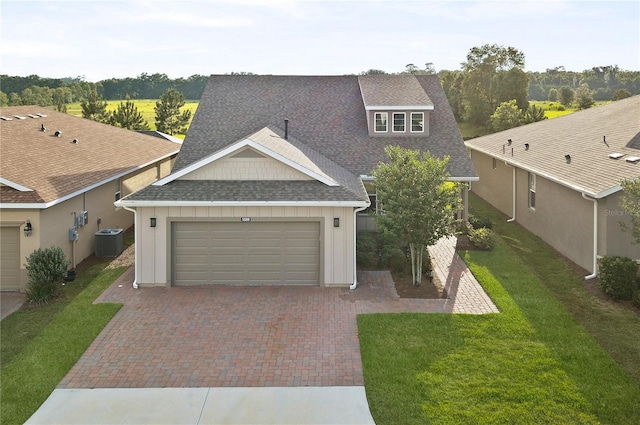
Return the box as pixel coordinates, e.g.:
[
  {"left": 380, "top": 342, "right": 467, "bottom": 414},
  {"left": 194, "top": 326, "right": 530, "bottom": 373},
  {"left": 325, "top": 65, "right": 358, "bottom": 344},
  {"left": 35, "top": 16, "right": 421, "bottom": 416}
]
[
  {"left": 582, "top": 192, "right": 598, "bottom": 280},
  {"left": 121, "top": 205, "right": 139, "bottom": 289},
  {"left": 351, "top": 205, "right": 369, "bottom": 290},
  {"left": 506, "top": 164, "right": 516, "bottom": 222}
]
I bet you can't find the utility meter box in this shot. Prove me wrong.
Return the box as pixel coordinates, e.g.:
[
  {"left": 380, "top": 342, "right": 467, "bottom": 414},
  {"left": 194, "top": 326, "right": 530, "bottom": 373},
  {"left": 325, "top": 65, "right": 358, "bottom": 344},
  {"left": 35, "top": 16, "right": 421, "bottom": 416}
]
[{"left": 95, "top": 228, "right": 124, "bottom": 257}]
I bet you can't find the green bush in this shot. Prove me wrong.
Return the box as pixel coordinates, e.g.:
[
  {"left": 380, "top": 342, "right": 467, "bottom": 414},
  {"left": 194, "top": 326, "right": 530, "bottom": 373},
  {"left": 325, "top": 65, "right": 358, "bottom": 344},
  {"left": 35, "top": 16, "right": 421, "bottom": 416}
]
[
  {"left": 25, "top": 246, "right": 70, "bottom": 304},
  {"left": 468, "top": 228, "right": 495, "bottom": 250},
  {"left": 469, "top": 213, "right": 493, "bottom": 230},
  {"left": 632, "top": 289, "right": 640, "bottom": 308},
  {"left": 357, "top": 231, "right": 378, "bottom": 268},
  {"left": 453, "top": 219, "right": 472, "bottom": 236},
  {"left": 598, "top": 256, "right": 639, "bottom": 300},
  {"left": 379, "top": 244, "right": 409, "bottom": 274}
]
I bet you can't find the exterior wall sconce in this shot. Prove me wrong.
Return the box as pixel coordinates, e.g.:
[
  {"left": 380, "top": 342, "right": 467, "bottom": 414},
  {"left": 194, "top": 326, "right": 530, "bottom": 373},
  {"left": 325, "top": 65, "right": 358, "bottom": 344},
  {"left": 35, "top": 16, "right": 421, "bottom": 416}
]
[
  {"left": 333, "top": 217, "right": 340, "bottom": 228},
  {"left": 150, "top": 217, "right": 157, "bottom": 228},
  {"left": 24, "top": 220, "right": 33, "bottom": 236}
]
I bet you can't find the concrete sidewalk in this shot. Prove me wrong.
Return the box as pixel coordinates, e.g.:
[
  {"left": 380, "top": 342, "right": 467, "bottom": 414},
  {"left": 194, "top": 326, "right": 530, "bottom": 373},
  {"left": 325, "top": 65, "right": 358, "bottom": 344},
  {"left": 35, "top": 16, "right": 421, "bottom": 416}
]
[{"left": 25, "top": 386, "right": 375, "bottom": 425}]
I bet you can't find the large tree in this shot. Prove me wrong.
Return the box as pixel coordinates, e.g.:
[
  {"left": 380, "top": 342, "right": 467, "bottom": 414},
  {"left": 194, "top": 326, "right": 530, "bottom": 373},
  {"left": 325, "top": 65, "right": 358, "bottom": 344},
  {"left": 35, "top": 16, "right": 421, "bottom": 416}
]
[
  {"left": 620, "top": 178, "right": 640, "bottom": 244},
  {"left": 461, "top": 44, "right": 527, "bottom": 126},
  {"left": 489, "top": 99, "right": 522, "bottom": 132},
  {"left": 373, "top": 146, "right": 462, "bottom": 285},
  {"left": 575, "top": 83, "right": 595, "bottom": 110},
  {"left": 110, "top": 95, "right": 149, "bottom": 130},
  {"left": 81, "top": 87, "right": 111, "bottom": 123},
  {"left": 155, "top": 88, "right": 192, "bottom": 135}
]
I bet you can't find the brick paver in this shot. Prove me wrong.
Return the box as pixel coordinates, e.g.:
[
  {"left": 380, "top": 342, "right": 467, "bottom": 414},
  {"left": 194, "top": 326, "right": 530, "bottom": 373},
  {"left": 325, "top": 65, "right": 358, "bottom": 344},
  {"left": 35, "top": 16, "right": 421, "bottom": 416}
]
[{"left": 59, "top": 236, "right": 497, "bottom": 389}]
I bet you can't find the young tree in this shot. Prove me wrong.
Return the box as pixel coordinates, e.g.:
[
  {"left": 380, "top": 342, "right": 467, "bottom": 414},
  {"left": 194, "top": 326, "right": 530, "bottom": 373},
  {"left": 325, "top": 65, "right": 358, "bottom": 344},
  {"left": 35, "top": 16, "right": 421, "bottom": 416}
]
[
  {"left": 81, "top": 87, "right": 111, "bottom": 123},
  {"left": 575, "top": 83, "right": 595, "bottom": 110},
  {"left": 110, "top": 95, "right": 149, "bottom": 130},
  {"left": 489, "top": 99, "right": 523, "bottom": 131},
  {"left": 612, "top": 89, "right": 632, "bottom": 101},
  {"left": 547, "top": 88, "right": 558, "bottom": 102},
  {"left": 155, "top": 88, "right": 192, "bottom": 135},
  {"left": 620, "top": 178, "right": 640, "bottom": 244},
  {"left": 558, "top": 86, "right": 575, "bottom": 106},
  {"left": 373, "top": 146, "right": 462, "bottom": 285}
]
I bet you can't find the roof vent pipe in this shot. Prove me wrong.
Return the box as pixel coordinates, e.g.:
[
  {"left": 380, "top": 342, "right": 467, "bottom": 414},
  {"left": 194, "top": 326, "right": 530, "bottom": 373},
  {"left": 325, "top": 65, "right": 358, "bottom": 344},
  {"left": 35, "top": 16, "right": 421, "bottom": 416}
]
[
  {"left": 525, "top": 143, "right": 530, "bottom": 151},
  {"left": 284, "top": 119, "right": 289, "bottom": 140},
  {"left": 507, "top": 139, "right": 512, "bottom": 146},
  {"left": 41, "top": 124, "right": 46, "bottom": 132},
  {"left": 603, "top": 135, "right": 609, "bottom": 147},
  {"left": 565, "top": 154, "right": 571, "bottom": 164}
]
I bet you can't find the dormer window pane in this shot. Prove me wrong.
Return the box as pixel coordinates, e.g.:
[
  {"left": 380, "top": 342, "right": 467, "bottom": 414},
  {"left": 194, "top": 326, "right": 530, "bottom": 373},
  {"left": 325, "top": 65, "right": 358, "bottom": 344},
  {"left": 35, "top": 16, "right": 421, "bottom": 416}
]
[
  {"left": 393, "top": 113, "right": 405, "bottom": 132},
  {"left": 374, "top": 112, "right": 388, "bottom": 132},
  {"left": 411, "top": 112, "right": 424, "bottom": 132}
]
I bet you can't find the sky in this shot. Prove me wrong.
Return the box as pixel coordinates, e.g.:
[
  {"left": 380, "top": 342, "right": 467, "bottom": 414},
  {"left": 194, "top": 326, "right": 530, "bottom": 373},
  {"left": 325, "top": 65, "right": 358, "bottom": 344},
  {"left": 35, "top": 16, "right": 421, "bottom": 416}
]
[{"left": 1, "top": 0, "right": 639, "bottom": 82}]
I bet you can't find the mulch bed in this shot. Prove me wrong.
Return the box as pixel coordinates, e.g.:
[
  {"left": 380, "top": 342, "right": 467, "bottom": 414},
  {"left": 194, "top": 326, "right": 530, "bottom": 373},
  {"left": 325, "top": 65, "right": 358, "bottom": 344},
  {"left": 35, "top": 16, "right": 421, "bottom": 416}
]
[{"left": 392, "top": 270, "right": 448, "bottom": 299}]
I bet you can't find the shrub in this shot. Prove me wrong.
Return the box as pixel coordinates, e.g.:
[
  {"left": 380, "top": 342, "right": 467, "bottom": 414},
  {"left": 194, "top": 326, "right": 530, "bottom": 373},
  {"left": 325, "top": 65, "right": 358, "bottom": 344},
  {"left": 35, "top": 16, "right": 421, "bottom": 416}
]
[
  {"left": 469, "top": 213, "right": 493, "bottom": 230},
  {"left": 356, "top": 231, "right": 378, "bottom": 268},
  {"left": 379, "top": 244, "right": 409, "bottom": 274},
  {"left": 632, "top": 289, "right": 640, "bottom": 308},
  {"left": 453, "top": 219, "right": 472, "bottom": 236},
  {"left": 468, "top": 228, "right": 495, "bottom": 250},
  {"left": 598, "top": 256, "right": 639, "bottom": 300},
  {"left": 25, "top": 246, "right": 70, "bottom": 304}
]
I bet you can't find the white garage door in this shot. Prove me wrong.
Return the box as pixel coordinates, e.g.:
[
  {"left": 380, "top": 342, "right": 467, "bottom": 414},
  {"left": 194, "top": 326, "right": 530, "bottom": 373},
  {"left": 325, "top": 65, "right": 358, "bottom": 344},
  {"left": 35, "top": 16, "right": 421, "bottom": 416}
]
[
  {"left": 173, "top": 221, "right": 320, "bottom": 285},
  {"left": 0, "top": 227, "right": 21, "bottom": 291}
]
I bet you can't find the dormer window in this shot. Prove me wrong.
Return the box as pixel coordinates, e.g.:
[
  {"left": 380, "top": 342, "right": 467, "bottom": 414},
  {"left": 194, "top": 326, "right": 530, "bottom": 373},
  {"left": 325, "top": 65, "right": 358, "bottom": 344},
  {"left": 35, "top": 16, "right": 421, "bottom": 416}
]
[
  {"left": 392, "top": 113, "right": 406, "bottom": 133},
  {"left": 374, "top": 112, "right": 388, "bottom": 133},
  {"left": 411, "top": 112, "right": 424, "bottom": 133}
]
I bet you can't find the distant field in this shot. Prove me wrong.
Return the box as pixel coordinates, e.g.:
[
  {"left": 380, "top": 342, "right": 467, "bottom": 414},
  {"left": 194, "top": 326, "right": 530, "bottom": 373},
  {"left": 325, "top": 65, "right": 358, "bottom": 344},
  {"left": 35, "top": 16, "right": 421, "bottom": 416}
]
[
  {"left": 65, "top": 99, "right": 199, "bottom": 136},
  {"left": 530, "top": 100, "right": 610, "bottom": 119}
]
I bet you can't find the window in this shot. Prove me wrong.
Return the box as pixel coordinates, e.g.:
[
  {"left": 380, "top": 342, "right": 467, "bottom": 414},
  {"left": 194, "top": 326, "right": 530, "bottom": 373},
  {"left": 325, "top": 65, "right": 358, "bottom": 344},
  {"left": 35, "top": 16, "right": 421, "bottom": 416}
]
[
  {"left": 392, "top": 113, "right": 406, "bottom": 132},
  {"left": 115, "top": 178, "right": 121, "bottom": 202},
  {"left": 374, "top": 112, "right": 388, "bottom": 132},
  {"left": 410, "top": 112, "right": 424, "bottom": 133},
  {"left": 528, "top": 173, "right": 536, "bottom": 210}
]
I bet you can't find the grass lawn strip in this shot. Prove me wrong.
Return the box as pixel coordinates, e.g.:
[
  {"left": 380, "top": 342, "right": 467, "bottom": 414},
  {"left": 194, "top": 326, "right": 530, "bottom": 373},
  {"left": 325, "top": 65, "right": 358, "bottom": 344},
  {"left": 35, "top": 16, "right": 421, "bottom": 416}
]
[
  {"left": 469, "top": 193, "right": 640, "bottom": 387},
  {"left": 0, "top": 267, "right": 124, "bottom": 425},
  {"left": 359, "top": 226, "right": 640, "bottom": 423}
]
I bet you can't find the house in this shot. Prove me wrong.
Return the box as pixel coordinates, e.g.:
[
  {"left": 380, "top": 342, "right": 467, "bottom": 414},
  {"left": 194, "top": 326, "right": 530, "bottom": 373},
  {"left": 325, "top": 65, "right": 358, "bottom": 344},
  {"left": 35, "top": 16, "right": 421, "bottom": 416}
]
[
  {"left": 116, "top": 75, "right": 477, "bottom": 288},
  {"left": 0, "top": 106, "right": 181, "bottom": 291},
  {"left": 465, "top": 96, "right": 640, "bottom": 277}
]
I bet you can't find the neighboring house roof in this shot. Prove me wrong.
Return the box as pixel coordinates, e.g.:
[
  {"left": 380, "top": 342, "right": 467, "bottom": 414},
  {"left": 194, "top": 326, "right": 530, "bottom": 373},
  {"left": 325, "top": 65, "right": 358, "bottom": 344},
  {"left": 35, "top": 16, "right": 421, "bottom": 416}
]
[
  {"left": 465, "top": 96, "right": 640, "bottom": 198},
  {"left": 0, "top": 106, "right": 181, "bottom": 207},
  {"left": 136, "top": 130, "right": 184, "bottom": 145},
  {"left": 172, "top": 74, "right": 476, "bottom": 179}
]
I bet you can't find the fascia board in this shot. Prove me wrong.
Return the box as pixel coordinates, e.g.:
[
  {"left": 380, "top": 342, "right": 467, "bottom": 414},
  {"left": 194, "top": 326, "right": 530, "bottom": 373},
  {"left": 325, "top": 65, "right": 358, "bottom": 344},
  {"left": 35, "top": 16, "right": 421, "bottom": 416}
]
[
  {"left": 469, "top": 146, "right": 601, "bottom": 198},
  {"left": 116, "top": 200, "right": 369, "bottom": 208},
  {"left": 0, "top": 177, "right": 33, "bottom": 192},
  {"left": 365, "top": 105, "right": 434, "bottom": 111}
]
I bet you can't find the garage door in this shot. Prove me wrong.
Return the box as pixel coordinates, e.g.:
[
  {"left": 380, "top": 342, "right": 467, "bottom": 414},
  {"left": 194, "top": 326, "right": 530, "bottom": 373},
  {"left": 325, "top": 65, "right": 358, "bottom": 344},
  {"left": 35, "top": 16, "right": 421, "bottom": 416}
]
[
  {"left": 0, "top": 227, "right": 21, "bottom": 291},
  {"left": 173, "top": 221, "right": 320, "bottom": 285}
]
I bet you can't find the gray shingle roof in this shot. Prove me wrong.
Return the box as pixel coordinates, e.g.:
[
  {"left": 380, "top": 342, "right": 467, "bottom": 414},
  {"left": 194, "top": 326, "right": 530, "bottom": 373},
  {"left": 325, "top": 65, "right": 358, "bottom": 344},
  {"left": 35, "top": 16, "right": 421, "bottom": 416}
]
[
  {"left": 465, "top": 96, "right": 640, "bottom": 197},
  {"left": 123, "top": 180, "right": 363, "bottom": 204},
  {"left": 174, "top": 75, "right": 476, "bottom": 179},
  {"left": 358, "top": 75, "right": 434, "bottom": 108}
]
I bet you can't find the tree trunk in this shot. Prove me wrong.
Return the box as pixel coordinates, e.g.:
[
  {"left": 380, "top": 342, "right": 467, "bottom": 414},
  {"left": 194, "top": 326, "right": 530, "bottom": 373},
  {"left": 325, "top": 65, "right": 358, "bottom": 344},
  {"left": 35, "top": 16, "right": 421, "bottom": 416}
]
[{"left": 409, "top": 243, "right": 423, "bottom": 286}]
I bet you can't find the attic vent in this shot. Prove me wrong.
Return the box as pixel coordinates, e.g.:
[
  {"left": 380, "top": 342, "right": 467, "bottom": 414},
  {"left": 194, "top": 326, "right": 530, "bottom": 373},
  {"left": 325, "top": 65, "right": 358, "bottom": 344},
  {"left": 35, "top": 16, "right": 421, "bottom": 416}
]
[
  {"left": 72, "top": 138, "right": 79, "bottom": 144},
  {"left": 625, "top": 156, "right": 640, "bottom": 164},
  {"left": 54, "top": 130, "right": 62, "bottom": 137},
  {"left": 0, "top": 116, "right": 13, "bottom": 121},
  {"left": 609, "top": 153, "right": 624, "bottom": 159},
  {"left": 13, "top": 115, "right": 26, "bottom": 120},
  {"left": 36, "top": 113, "right": 47, "bottom": 118},
  {"left": 27, "top": 114, "right": 39, "bottom": 118}
]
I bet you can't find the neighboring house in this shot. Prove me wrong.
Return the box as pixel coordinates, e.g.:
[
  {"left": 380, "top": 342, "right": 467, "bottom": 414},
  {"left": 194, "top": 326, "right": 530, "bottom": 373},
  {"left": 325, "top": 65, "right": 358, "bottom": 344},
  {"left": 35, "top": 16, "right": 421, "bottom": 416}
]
[
  {"left": 117, "top": 75, "right": 477, "bottom": 288},
  {"left": 465, "top": 96, "right": 640, "bottom": 277},
  {"left": 0, "top": 106, "right": 181, "bottom": 291}
]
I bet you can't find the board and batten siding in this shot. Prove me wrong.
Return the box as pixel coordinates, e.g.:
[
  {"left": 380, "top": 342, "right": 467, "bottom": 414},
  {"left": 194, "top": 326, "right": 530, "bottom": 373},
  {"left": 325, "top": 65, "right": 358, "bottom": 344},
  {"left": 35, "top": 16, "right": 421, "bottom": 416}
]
[
  {"left": 135, "top": 205, "right": 355, "bottom": 287},
  {"left": 180, "top": 156, "right": 313, "bottom": 181}
]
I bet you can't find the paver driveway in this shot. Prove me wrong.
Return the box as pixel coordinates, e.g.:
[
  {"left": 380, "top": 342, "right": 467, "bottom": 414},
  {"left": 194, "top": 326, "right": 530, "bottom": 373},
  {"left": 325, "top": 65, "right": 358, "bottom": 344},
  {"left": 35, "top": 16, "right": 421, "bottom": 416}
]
[{"left": 59, "top": 236, "right": 498, "bottom": 389}]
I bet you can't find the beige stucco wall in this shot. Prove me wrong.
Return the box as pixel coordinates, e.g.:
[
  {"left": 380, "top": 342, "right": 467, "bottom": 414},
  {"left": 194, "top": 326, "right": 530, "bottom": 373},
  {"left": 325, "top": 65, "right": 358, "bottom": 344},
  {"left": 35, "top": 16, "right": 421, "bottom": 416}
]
[
  {"left": 603, "top": 191, "right": 640, "bottom": 261},
  {"left": 468, "top": 151, "right": 513, "bottom": 216},
  {"left": 181, "top": 156, "right": 313, "bottom": 181},
  {"left": 134, "top": 205, "right": 355, "bottom": 288}
]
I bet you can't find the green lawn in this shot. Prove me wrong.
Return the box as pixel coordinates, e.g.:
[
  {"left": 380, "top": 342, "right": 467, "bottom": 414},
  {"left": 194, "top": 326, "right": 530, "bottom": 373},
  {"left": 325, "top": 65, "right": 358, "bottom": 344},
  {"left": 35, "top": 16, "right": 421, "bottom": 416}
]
[
  {"left": 358, "top": 193, "right": 640, "bottom": 424},
  {"left": 63, "top": 99, "right": 199, "bottom": 138},
  {"left": 0, "top": 263, "right": 125, "bottom": 425}
]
